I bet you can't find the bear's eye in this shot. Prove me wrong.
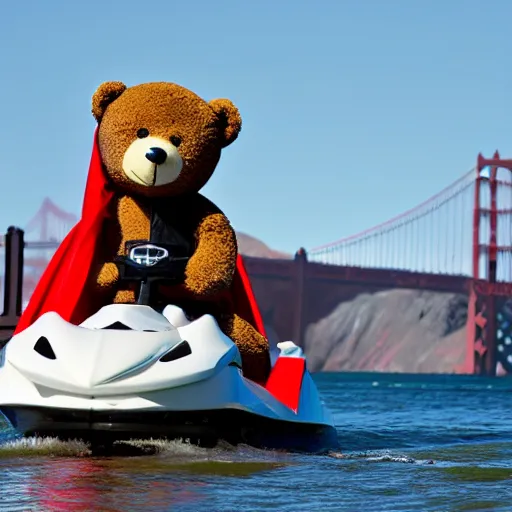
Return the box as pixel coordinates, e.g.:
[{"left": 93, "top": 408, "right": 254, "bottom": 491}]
[
  {"left": 170, "top": 135, "right": 181, "bottom": 147},
  {"left": 137, "top": 128, "right": 149, "bottom": 138}
]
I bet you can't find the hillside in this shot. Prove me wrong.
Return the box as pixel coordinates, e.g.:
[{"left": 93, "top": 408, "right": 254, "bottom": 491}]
[
  {"left": 303, "top": 289, "right": 468, "bottom": 374},
  {"left": 236, "top": 232, "right": 292, "bottom": 259}
]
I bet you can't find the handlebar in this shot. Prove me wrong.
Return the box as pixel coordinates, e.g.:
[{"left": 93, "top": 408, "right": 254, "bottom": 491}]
[{"left": 114, "top": 242, "right": 189, "bottom": 306}]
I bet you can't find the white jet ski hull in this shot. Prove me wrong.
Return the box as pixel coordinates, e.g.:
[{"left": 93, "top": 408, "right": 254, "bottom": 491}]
[{"left": 0, "top": 304, "right": 339, "bottom": 453}]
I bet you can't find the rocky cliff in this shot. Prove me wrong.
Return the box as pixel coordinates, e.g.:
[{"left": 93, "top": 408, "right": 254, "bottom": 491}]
[
  {"left": 303, "top": 289, "right": 468, "bottom": 373},
  {"left": 236, "top": 232, "right": 292, "bottom": 259}
]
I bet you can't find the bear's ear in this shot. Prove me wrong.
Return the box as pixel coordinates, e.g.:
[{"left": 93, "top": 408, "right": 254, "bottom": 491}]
[
  {"left": 209, "top": 98, "right": 242, "bottom": 148},
  {"left": 92, "top": 81, "right": 127, "bottom": 122}
]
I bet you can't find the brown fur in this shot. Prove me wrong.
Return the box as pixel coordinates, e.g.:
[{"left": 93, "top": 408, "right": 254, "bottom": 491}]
[{"left": 91, "top": 81, "right": 270, "bottom": 384}]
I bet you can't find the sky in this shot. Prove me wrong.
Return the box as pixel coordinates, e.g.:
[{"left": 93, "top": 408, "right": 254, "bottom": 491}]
[{"left": 1, "top": 0, "right": 512, "bottom": 255}]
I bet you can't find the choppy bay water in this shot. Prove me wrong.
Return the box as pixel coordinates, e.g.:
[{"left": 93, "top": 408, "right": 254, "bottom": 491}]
[{"left": 1, "top": 372, "right": 512, "bottom": 511}]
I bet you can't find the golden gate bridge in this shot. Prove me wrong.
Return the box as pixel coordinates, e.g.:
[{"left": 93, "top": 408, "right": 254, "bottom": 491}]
[
  {"left": 308, "top": 153, "right": 512, "bottom": 282},
  {"left": 2, "top": 151, "right": 512, "bottom": 376}
]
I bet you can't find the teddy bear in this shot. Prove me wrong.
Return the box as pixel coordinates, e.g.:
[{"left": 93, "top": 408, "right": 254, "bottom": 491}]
[{"left": 89, "top": 80, "right": 271, "bottom": 384}]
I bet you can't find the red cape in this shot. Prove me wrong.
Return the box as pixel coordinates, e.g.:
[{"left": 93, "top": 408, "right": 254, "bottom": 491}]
[{"left": 15, "top": 129, "right": 266, "bottom": 338}]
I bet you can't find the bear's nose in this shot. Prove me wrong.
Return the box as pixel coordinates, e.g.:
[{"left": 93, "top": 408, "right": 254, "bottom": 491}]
[{"left": 145, "top": 147, "right": 167, "bottom": 165}]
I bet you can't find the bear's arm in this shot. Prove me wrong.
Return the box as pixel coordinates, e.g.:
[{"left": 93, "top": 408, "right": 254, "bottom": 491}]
[{"left": 183, "top": 194, "right": 237, "bottom": 298}]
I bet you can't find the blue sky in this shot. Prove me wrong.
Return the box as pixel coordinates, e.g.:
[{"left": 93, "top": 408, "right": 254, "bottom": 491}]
[{"left": 1, "top": 0, "right": 511, "bottom": 255}]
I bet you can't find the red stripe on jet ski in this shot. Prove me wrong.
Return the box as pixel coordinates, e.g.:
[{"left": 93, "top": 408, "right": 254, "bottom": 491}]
[{"left": 265, "top": 357, "right": 305, "bottom": 413}]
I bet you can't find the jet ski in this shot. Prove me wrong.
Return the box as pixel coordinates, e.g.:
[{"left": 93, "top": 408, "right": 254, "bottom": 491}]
[{"left": 0, "top": 243, "right": 339, "bottom": 454}]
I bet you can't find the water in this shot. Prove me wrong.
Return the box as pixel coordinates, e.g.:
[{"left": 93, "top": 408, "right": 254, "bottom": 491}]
[{"left": 1, "top": 372, "right": 512, "bottom": 511}]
